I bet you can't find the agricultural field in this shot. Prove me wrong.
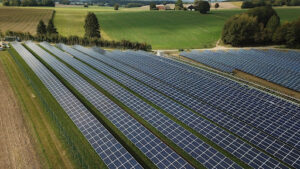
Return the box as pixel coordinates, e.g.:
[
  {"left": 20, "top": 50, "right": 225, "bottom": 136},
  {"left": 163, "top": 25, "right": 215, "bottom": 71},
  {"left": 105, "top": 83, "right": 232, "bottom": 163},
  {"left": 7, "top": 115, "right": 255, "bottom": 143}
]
[
  {"left": 54, "top": 7, "right": 300, "bottom": 49},
  {"left": 0, "top": 7, "right": 53, "bottom": 34}
]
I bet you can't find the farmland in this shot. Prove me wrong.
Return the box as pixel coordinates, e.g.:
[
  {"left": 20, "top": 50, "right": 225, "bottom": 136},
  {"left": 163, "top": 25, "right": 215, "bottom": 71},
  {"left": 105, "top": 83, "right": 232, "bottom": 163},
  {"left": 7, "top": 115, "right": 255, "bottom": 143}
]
[
  {"left": 0, "top": 7, "right": 53, "bottom": 34},
  {"left": 0, "top": 6, "right": 299, "bottom": 49},
  {"left": 54, "top": 7, "right": 300, "bottom": 49}
]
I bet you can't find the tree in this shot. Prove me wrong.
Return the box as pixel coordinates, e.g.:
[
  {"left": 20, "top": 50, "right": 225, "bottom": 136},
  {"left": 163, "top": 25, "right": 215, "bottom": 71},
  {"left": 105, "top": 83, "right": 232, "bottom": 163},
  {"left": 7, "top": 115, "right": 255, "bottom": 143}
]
[
  {"left": 194, "top": 0, "right": 210, "bottom": 14},
  {"left": 114, "top": 3, "right": 119, "bottom": 10},
  {"left": 84, "top": 12, "right": 100, "bottom": 38},
  {"left": 273, "top": 22, "right": 291, "bottom": 44},
  {"left": 150, "top": 2, "right": 157, "bottom": 10},
  {"left": 215, "top": 3, "right": 219, "bottom": 9},
  {"left": 222, "top": 13, "right": 260, "bottom": 46},
  {"left": 285, "top": 18, "right": 300, "bottom": 47},
  {"left": 46, "top": 19, "right": 58, "bottom": 34},
  {"left": 175, "top": 0, "right": 183, "bottom": 10},
  {"left": 37, "top": 20, "right": 47, "bottom": 35},
  {"left": 11, "top": 0, "right": 21, "bottom": 6},
  {"left": 246, "top": 6, "right": 278, "bottom": 26},
  {"left": 3, "top": 0, "right": 10, "bottom": 6},
  {"left": 241, "top": 1, "right": 254, "bottom": 8}
]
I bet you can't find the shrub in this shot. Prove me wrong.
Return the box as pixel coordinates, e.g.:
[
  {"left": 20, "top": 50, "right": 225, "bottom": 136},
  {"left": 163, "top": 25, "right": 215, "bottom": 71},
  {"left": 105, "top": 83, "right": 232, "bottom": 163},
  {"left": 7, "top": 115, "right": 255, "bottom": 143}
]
[
  {"left": 194, "top": 0, "right": 210, "bottom": 14},
  {"left": 175, "top": 0, "right": 183, "bottom": 10},
  {"left": 114, "top": 3, "right": 119, "bottom": 10},
  {"left": 215, "top": 3, "right": 219, "bottom": 9},
  {"left": 150, "top": 2, "right": 157, "bottom": 10},
  {"left": 288, "top": 0, "right": 300, "bottom": 6}
]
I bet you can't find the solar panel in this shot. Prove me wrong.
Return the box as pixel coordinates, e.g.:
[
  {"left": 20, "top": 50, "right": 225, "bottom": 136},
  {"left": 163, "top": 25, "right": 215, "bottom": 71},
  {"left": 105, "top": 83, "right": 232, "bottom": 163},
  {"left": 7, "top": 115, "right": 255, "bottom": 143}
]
[
  {"left": 181, "top": 49, "right": 300, "bottom": 91},
  {"left": 73, "top": 45, "right": 300, "bottom": 168},
  {"left": 25, "top": 41, "right": 193, "bottom": 169},
  {"left": 108, "top": 50, "right": 300, "bottom": 150},
  {"left": 51, "top": 42, "right": 243, "bottom": 169},
  {"left": 67, "top": 45, "right": 293, "bottom": 169},
  {"left": 11, "top": 42, "right": 142, "bottom": 169}
]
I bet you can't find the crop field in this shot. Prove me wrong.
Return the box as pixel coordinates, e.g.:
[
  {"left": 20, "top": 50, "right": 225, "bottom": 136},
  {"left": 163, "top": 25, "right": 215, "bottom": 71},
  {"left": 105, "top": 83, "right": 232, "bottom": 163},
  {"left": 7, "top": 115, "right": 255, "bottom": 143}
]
[
  {"left": 0, "top": 7, "right": 53, "bottom": 34},
  {"left": 53, "top": 7, "right": 300, "bottom": 49}
]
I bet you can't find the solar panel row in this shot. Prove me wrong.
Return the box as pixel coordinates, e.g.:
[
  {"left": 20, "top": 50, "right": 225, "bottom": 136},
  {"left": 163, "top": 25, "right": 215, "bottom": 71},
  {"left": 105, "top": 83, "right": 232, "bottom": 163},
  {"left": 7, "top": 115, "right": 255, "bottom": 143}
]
[
  {"left": 54, "top": 42, "right": 241, "bottom": 169},
  {"left": 25, "top": 41, "right": 193, "bottom": 169},
  {"left": 74, "top": 46, "right": 300, "bottom": 168},
  {"left": 108, "top": 50, "right": 300, "bottom": 152},
  {"left": 11, "top": 42, "right": 142, "bottom": 169},
  {"left": 70, "top": 45, "right": 292, "bottom": 169},
  {"left": 181, "top": 49, "right": 300, "bottom": 91}
]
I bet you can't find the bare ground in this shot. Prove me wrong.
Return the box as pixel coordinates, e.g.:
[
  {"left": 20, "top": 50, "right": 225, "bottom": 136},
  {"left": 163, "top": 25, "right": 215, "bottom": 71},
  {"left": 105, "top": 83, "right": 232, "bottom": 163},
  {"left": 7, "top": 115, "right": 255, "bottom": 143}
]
[
  {"left": 0, "top": 59, "right": 41, "bottom": 169},
  {"left": 234, "top": 70, "right": 300, "bottom": 100}
]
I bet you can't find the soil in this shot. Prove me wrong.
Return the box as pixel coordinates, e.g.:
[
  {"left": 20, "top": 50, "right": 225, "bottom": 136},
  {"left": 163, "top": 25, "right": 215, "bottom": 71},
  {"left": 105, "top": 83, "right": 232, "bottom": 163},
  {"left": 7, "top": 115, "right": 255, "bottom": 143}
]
[{"left": 0, "top": 60, "right": 41, "bottom": 169}]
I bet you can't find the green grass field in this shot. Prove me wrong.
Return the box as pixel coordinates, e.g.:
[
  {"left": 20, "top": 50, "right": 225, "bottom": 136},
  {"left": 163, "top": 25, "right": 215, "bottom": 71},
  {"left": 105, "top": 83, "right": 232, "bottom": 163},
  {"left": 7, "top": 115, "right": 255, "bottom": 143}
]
[{"left": 54, "top": 7, "right": 300, "bottom": 49}]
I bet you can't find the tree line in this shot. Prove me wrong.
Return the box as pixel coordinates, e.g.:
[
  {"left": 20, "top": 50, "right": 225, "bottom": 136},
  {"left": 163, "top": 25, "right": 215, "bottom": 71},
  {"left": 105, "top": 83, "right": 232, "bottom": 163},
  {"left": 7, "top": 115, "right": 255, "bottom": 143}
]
[
  {"left": 2, "top": 0, "right": 54, "bottom": 6},
  {"left": 242, "top": 0, "right": 300, "bottom": 8},
  {"left": 222, "top": 6, "right": 300, "bottom": 48}
]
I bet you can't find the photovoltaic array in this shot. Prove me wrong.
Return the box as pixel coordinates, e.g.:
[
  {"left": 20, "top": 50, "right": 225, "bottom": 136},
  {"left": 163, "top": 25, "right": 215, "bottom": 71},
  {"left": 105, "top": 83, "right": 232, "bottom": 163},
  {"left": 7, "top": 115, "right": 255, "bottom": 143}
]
[
  {"left": 181, "top": 49, "right": 300, "bottom": 91},
  {"left": 11, "top": 42, "right": 141, "bottom": 169},
  {"left": 12, "top": 41, "right": 300, "bottom": 169}
]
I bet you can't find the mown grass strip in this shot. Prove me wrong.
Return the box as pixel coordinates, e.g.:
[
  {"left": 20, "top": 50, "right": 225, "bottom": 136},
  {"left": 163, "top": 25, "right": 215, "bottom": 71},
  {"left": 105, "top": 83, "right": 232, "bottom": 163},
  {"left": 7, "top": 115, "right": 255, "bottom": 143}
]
[
  {"left": 7, "top": 47, "right": 107, "bottom": 169},
  {"left": 83, "top": 51, "right": 293, "bottom": 169},
  {"left": 33, "top": 44, "right": 156, "bottom": 169},
  {"left": 49, "top": 45, "right": 204, "bottom": 168}
]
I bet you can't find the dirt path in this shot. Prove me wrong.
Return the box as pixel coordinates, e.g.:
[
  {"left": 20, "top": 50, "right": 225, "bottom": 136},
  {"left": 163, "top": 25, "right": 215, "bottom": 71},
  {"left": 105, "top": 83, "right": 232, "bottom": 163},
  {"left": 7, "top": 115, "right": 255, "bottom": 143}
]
[{"left": 0, "top": 60, "right": 41, "bottom": 168}]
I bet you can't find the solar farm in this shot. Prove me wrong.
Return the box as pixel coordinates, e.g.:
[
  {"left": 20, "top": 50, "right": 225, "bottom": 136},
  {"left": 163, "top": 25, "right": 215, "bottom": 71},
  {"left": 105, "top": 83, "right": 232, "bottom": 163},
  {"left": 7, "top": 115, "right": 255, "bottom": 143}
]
[
  {"left": 10, "top": 41, "right": 300, "bottom": 169},
  {"left": 181, "top": 49, "right": 300, "bottom": 91}
]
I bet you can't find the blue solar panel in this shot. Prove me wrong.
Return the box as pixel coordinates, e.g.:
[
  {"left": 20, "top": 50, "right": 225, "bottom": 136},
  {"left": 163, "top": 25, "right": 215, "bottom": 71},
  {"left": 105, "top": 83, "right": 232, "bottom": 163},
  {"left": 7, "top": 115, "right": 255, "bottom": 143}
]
[
  {"left": 181, "top": 49, "right": 300, "bottom": 91},
  {"left": 26, "top": 41, "right": 193, "bottom": 169},
  {"left": 74, "top": 46, "right": 300, "bottom": 168},
  {"left": 11, "top": 42, "right": 142, "bottom": 169},
  {"left": 54, "top": 42, "right": 242, "bottom": 169},
  {"left": 70, "top": 45, "right": 296, "bottom": 169},
  {"left": 108, "top": 50, "right": 300, "bottom": 151}
]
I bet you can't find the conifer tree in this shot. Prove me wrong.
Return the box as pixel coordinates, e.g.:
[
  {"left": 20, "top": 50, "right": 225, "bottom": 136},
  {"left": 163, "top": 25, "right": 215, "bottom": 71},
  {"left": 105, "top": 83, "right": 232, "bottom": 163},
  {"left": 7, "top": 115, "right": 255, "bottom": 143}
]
[
  {"left": 84, "top": 12, "right": 100, "bottom": 38},
  {"left": 37, "top": 20, "right": 47, "bottom": 35},
  {"left": 47, "top": 19, "right": 58, "bottom": 34}
]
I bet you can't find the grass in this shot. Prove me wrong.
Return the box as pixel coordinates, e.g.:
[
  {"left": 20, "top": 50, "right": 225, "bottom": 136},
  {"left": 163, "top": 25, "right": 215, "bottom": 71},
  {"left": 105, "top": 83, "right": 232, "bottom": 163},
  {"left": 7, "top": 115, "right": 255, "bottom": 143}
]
[
  {"left": 4, "top": 47, "right": 106, "bottom": 169},
  {"left": 0, "top": 7, "right": 53, "bottom": 34},
  {"left": 53, "top": 7, "right": 300, "bottom": 49},
  {"left": 0, "top": 6, "right": 299, "bottom": 49}
]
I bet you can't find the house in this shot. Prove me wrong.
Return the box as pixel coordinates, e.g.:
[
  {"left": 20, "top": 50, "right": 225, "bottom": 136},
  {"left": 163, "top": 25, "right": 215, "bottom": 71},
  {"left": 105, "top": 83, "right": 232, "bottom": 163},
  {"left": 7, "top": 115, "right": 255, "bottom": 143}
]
[{"left": 156, "top": 5, "right": 165, "bottom": 10}]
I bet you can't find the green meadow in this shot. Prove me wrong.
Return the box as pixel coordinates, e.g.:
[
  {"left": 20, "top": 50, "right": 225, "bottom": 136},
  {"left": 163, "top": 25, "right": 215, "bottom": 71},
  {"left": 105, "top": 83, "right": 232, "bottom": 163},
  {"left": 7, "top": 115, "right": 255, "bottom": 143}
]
[{"left": 53, "top": 7, "right": 300, "bottom": 49}]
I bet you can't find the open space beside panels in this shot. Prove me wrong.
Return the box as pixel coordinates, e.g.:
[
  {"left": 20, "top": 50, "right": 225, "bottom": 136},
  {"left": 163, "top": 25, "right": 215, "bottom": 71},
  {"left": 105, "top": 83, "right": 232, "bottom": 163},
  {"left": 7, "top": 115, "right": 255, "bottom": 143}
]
[
  {"left": 25, "top": 41, "right": 194, "bottom": 169},
  {"left": 11, "top": 42, "right": 141, "bottom": 169}
]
